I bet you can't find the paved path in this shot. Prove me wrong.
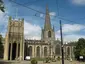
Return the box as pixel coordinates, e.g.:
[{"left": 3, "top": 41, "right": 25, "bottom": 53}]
[
  {"left": 20, "top": 60, "right": 85, "bottom": 64},
  {"left": 51, "top": 60, "right": 85, "bottom": 64},
  {"left": 0, "top": 60, "right": 85, "bottom": 64}
]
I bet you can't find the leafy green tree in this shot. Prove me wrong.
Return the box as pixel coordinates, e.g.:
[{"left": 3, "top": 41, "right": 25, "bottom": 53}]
[
  {"left": 74, "top": 38, "right": 85, "bottom": 60},
  {"left": 80, "top": 48, "right": 85, "bottom": 56},
  {"left": 0, "top": 34, "right": 4, "bottom": 58},
  {"left": 0, "top": 0, "right": 5, "bottom": 12}
]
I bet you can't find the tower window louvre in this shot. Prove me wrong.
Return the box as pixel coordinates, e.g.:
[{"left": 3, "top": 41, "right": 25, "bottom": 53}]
[{"left": 48, "top": 31, "right": 51, "bottom": 37}]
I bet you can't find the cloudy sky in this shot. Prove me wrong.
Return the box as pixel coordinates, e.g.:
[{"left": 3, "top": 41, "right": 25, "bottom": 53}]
[{"left": 1, "top": 0, "right": 85, "bottom": 42}]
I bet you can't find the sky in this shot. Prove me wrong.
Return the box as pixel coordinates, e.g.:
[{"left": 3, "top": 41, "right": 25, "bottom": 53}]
[{"left": 1, "top": 0, "right": 85, "bottom": 42}]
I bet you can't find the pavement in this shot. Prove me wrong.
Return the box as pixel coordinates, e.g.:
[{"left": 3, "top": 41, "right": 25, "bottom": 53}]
[
  {"left": 0, "top": 60, "right": 85, "bottom": 64},
  {"left": 20, "top": 60, "right": 85, "bottom": 64}
]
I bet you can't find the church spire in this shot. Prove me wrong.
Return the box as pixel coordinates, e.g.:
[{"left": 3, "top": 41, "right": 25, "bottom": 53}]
[{"left": 44, "top": 5, "right": 51, "bottom": 30}]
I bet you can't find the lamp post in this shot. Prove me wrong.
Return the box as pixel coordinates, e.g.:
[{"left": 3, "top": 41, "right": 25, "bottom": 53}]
[{"left": 60, "top": 20, "right": 64, "bottom": 64}]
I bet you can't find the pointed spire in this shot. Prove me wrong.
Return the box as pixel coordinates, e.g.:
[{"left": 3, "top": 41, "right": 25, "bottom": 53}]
[
  {"left": 9, "top": 16, "right": 12, "bottom": 21},
  {"left": 44, "top": 5, "right": 51, "bottom": 30},
  {"left": 8, "top": 16, "right": 12, "bottom": 27},
  {"left": 46, "top": 5, "right": 49, "bottom": 16}
]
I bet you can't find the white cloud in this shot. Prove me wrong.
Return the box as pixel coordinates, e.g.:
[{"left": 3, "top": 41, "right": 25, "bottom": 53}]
[
  {"left": 40, "top": 14, "right": 44, "bottom": 18},
  {"left": 56, "top": 33, "right": 85, "bottom": 42},
  {"left": 71, "top": 0, "right": 85, "bottom": 5},
  {"left": 56, "top": 24, "right": 85, "bottom": 42},
  {"left": 49, "top": 12, "right": 56, "bottom": 17},
  {"left": 24, "top": 21, "right": 41, "bottom": 40},
  {"left": 0, "top": 11, "right": 8, "bottom": 37},
  {"left": 57, "top": 24, "right": 85, "bottom": 33},
  {"left": 40, "top": 12, "right": 56, "bottom": 18},
  {"left": 63, "top": 34, "right": 85, "bottom": 42}
]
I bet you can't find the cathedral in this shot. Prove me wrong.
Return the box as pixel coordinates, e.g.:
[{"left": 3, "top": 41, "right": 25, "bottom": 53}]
[
  {"left": 4, "top": 6, "right": 75, "bottom": 61},
  {"left": 24, "top": 6, "right": 55, "bottom": 59}
]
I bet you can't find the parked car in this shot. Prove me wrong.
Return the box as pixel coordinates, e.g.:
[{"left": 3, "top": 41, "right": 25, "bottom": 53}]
[{"left": 25, "top": 56, "right": 31, "bottom": 60}]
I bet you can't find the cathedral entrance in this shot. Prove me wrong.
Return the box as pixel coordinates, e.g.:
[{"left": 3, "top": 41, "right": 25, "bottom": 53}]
[{"left": 12, "top": 43, "right": 17, "bottom": 60}]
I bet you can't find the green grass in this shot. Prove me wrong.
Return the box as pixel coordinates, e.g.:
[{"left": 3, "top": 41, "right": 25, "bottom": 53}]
[{"left": 31, "top": 58, "right": 45, "bottom": 61}]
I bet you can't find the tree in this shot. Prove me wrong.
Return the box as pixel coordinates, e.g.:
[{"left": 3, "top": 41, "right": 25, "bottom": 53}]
[
  {"left": 0, "top": 34, "right": 4, "bottom": 58},
  {"left": 80, "top": 48, "right": 85, "bottom": 56},
  {"left": 74, "top": 38, "right": 85, "bottom": 60},
  {"left": 0, "top": 0, "right": 5, "bottom": 12}
]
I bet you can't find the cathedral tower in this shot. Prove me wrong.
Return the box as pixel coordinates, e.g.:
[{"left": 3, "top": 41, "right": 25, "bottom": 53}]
[
  {"left": 41, "top": 5, "right": 55, "bottom": 43},
  {"left": 4, "top": 17, "right": 24, "bottom": 60},
  {"left": 41, "top": 5, "right": 55, "bottom": 57}
]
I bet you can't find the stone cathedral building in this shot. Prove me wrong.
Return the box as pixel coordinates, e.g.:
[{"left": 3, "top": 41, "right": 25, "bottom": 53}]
[{"left": 4, "top": 6, "right": 75, "bottom": 61}]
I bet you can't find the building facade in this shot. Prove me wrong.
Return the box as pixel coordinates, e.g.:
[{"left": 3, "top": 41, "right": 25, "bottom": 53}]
[
  {"left": 4, "top": 6, "right": 75, "bottom": 61},
  {"left": 4, "top": 17, "right": 24, "bottom": 60}
]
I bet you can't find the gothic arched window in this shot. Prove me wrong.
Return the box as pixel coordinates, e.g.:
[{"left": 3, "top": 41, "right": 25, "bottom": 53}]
[
  {"left": 36, "top": 46, "right": 40, "bottom": 57},
  {"left": 28, "top": 46, "right": 32, "bottom": 56},
  {"left": 67, "top": 47, "right": 70, "bottom": 56},
  {"left": 48, "top": 31, "right": 51, "bottom": 37},
  {"left": 44, "top": 47, "right": 47, "bottom": 56}
]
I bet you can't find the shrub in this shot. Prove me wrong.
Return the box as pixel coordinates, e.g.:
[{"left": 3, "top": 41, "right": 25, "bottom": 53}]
[
  {"left": 31, "top": 58, "right": 37, "bottom": 64},
  {"left": 51, "top": 58, "right": 56, "bottom": 62},
  {"left": 57, "top": 56, "right": 60, "bottom": 61},
  {"left": 45, "top": 57, "right": 50, "bottom": 63}
]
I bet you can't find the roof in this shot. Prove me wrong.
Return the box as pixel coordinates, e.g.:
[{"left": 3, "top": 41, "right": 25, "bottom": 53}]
[
  {"left": 64, "top": 42, "right": 76, "bottom": 46},
  {"left": 25, "top": 39, "right": 49, "bottom": 45}
]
